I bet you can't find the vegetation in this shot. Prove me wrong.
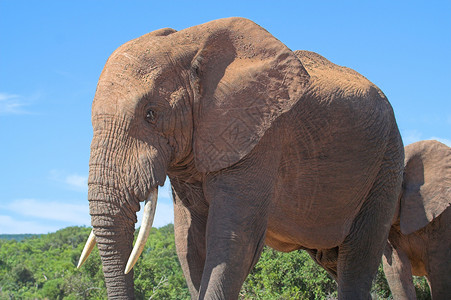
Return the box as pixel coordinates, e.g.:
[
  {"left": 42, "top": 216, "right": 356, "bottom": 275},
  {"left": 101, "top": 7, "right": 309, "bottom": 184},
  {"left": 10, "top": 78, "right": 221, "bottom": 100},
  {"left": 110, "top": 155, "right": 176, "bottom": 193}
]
[
  {"left": 0, "top": 234, "right": 40, "bottom": 242},
  {"left": 0, "top": 225, "right": 430, "bottom": 299}
]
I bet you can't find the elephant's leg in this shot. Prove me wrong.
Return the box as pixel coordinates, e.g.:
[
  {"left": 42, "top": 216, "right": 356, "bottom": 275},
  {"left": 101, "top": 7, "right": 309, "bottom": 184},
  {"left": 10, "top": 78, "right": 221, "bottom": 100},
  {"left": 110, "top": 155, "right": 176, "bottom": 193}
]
[
  {"left": 198, "top": 159, "right": 274, "bottom": 299},
  {"left": 171, "top": 180, "right": 209, "bottom": 299},
  {"left": 382, "top": 240, "right": 416, "bottom": 300},
  {"left": 336, "top": 144, "right": 403, "bottom": 299},
  {"left": 424, "top": 208, "right": 451, "bottom": 300},
  {"left": 426, "top": 263, "right": 451, "bottom": 300}
]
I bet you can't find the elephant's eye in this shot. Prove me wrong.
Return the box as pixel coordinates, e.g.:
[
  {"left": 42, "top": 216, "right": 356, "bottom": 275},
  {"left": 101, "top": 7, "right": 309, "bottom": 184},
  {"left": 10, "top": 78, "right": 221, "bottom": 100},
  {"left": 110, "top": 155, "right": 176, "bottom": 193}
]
[{"left": 145, "top": 109, "right": 157, "bottom": 124}]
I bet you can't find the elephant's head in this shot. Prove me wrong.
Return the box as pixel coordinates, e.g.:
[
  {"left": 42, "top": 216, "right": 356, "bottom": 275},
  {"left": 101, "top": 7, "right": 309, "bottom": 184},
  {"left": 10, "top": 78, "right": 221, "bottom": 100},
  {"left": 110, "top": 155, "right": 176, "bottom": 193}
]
[
  {"left": 399, "top": 140, "right": 451, "bottom": 234},
  {"left": 78, "top": 17, "right": 309, "bottom": 298}
]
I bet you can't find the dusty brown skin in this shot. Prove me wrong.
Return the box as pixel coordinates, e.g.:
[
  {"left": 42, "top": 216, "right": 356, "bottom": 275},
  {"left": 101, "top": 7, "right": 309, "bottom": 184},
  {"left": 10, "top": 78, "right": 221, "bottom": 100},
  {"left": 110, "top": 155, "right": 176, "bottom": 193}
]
[
  {"left": 382, "top": 140, "right": 451, "bottom": 300},
  {"left": 87, "top": 18, "right": 404, "bottom": 299}
]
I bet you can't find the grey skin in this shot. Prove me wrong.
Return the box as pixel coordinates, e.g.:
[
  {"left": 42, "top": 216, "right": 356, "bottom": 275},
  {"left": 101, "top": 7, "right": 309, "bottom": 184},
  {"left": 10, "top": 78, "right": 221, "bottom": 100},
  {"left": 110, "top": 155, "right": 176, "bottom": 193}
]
[
  {"left": 382, "top": 140, "right": 451, "bottom": 300},
  {"left": 84, "top": 18, "right": 404, "bottom": 299}
]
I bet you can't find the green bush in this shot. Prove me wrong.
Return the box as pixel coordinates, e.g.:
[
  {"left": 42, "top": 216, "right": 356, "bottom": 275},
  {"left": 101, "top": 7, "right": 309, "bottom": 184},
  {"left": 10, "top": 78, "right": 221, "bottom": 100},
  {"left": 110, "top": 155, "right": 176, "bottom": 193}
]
[
  {"left": 241, "top": 248, "right": 337, "bottom": 299},
  {"left": 11, "top": 264, "right": 35, "bottom": 286},
  {"left": 41, "top": 278, "right": 65, "bottom": 299},
  {"left": 414, "top": 276, "right": 431, "bottom": 300},
  {"left": 0, "top": 225, "right": 432, "bottom": 299}
]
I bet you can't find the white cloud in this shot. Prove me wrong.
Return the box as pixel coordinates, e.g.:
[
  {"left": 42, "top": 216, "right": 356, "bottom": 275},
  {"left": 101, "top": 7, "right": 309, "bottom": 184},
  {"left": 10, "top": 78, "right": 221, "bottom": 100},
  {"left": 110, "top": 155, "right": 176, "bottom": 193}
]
[
  {"left": 6, "top": 198, "right": 90, "bottom": 225},
  {"left": 0, "top": 93, "right": 30, "bottom": 115},
  {"left": 65, "top": 174, "right": 88, "bottom": 191},
  {"left": 49, "top": 170, "right": 88, "bottom": 192},
  {"left": 0, "top": 215, "right": 61, "bottom": 234},
  {"left": 0, "top": 195, "right": 173, "bottom": 234},
  {"left": 402, "top": 129, "right": 422, "bottom": 146},
  {"left": 0, "top": 177, "right": 174, "bottom": 234},
  {"left": 0, "top": 93, "right": 20, "bottom": 101},
  {"left": 0, "top": 200, "right": 173, "bottom": 234}
]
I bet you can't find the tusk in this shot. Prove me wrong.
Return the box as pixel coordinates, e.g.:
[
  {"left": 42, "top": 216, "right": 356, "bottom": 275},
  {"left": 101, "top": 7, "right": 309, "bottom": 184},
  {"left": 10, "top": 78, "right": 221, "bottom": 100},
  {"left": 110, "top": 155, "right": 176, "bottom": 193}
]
[
  {"left": 77, "top": 230, "right": 96, "bottom": 268},
  {"left": 124, "top": 188, "right": 158, "bottom": 274}
]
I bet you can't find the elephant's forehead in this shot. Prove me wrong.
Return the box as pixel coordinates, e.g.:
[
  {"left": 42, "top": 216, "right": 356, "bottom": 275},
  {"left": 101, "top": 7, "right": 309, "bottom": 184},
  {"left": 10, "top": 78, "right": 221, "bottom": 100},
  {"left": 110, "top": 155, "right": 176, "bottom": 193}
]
[
  {"left": 93, "top": 69, "right": 159, "bottom": 119},
  {"left": 92, "top": 37, "right": 184, "bottom": 117},
  {"left": 95, "top": 51, "right": 164, "bottom": 99},
  {"left": 103, "top": 49, "right": 164, "bottom": 81}
]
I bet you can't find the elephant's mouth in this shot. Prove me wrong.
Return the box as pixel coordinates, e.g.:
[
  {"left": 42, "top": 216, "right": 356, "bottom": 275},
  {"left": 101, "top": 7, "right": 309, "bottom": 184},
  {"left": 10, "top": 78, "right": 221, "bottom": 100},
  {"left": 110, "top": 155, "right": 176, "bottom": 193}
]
[{"left": 77, "top": 187, "right": 159, "bottom": 273}]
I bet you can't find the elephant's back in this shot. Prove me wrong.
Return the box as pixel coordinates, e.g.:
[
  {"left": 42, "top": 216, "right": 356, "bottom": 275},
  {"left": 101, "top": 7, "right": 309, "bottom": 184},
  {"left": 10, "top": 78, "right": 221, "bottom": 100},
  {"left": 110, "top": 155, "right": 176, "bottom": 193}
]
[{"left": 294, "top": 50, "right": 386, "bottom": 105}]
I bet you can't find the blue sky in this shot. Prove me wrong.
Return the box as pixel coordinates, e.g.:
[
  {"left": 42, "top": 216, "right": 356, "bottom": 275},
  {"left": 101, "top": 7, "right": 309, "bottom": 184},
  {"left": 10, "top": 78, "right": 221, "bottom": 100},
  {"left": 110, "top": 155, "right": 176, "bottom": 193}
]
[{"left": 1, "top": 1, "right": 450, "bottom": 234}]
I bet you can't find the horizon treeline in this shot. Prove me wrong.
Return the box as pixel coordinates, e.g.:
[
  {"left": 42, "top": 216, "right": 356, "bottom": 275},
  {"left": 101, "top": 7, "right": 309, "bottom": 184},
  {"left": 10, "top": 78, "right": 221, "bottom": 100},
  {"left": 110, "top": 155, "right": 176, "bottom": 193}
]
[{"left": 0, "top": 225, "right": 430, "bottom": 299}]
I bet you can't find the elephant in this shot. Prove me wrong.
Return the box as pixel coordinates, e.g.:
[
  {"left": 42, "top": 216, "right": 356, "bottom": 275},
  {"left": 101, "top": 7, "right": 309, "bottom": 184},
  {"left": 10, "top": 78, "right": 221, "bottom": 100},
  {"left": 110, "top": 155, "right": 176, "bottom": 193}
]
[
  {"left": 382, "top": 140, "right": 451, "bottom": 299},
  {"left": 299, "top": 140, "right": 451, "bottom": 299},
  {"left": 77, "top": 17, "right": 404, "bottom": 299}
]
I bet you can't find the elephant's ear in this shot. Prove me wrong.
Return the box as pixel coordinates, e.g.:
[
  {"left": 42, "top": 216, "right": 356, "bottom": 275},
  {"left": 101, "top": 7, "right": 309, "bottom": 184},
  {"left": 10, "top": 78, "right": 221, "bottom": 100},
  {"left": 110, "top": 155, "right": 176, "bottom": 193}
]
[
  {"left": 190, "top": 18, "right": 310, "bottom": 172},
  {"left": 400, "top": 140, "right": 451, "bottom": 234}
]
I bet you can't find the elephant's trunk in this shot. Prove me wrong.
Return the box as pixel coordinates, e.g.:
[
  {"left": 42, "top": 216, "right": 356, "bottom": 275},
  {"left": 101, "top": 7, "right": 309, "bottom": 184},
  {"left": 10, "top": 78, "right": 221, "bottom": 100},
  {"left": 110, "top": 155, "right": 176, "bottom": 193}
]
[
  {"left": 83, "top": 188, "right": 158, "bottom": 298},
  {"left": 95, "top": 227, "right": 135, "bottom": 299},
  {"left": 82, "top": 188, "right": 159, "bottom": 271},
  {"left": 79, "top": 123, "right": 164, "bottom": 298},
  {"left": 79, "top": 108, "right": 170, "bottom": 298},
  {"left": 89, "top": 185, "right": 136, "bottom": 299}
]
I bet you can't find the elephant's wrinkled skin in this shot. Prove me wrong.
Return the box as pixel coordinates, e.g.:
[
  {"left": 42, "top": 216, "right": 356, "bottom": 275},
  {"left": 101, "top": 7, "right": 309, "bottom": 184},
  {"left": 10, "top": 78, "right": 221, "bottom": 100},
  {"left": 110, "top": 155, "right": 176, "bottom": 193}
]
[
  {"left": 382, "top": 140, "right": 451, "bottom": 299},
  {"left": 85, "top": 18, "right": 404, "bottom": 299}
]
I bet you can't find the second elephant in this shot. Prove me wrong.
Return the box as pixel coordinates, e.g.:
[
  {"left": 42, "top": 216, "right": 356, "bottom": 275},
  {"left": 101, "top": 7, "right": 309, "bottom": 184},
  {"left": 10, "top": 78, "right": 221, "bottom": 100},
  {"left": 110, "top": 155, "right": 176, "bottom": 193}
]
[
  {"left": 383, "top": 140, "right": 451, "bottom": 299},
  {"left": 306, "top": 140, "right": 451, "bottom": 299}
]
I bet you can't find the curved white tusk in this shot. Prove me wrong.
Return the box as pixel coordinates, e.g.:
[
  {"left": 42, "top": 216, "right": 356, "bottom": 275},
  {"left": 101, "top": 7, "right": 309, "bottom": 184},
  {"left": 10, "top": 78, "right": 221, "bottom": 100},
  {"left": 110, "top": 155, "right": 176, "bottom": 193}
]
[
  {"left": 124, "top": 188, "right": 158, "bottom": 274},
  {"left": 77, "top": 230, "right": 96, "bottom": 269}
]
